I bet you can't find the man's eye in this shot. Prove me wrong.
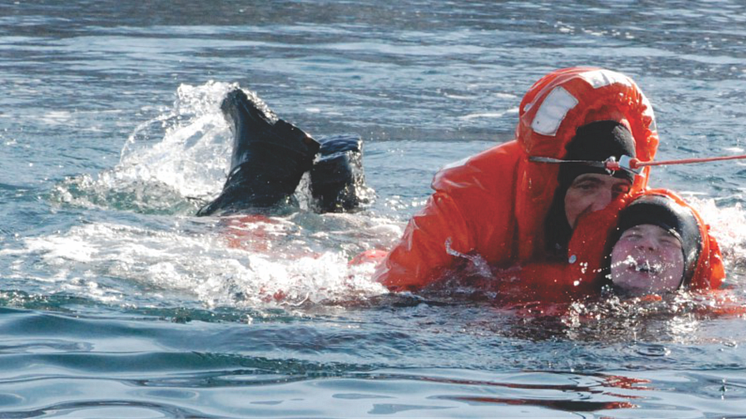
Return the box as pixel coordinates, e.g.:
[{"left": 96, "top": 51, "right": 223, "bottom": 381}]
[{"left": 575, "top": 183, "right": 596, "bottom": 190}]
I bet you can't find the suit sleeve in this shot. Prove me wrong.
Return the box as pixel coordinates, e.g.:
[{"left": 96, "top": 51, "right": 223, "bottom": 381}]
[
  {"left": 373, "top": 141, "right": 520, "bottom": 292},
  {"left": 373, "top": 191, "right": 473, "bottom": 291}
]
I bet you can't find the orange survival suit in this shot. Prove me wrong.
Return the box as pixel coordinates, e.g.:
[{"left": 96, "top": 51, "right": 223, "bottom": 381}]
[{"left": 373, "top": 67, "right": 660, "bottom": 291}]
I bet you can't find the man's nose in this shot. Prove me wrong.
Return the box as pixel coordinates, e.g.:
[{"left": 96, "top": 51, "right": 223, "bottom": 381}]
[{"left": 590, "top": 189, "right": 614, "bottom": 212}]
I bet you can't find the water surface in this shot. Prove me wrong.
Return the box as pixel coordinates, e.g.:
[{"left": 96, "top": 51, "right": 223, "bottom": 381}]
[{"left": 1, "top": 1, "right": 746, "bottom": 417}]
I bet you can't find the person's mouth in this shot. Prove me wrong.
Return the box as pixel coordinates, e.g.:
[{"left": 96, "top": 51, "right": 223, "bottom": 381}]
[{"left": 627, "top": 258, "right": 661, "bottom": 276}]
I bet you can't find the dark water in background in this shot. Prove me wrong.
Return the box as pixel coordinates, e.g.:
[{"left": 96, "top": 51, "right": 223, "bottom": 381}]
[{"left": 2, "top": 1, "right": 746, "bottom": 417}]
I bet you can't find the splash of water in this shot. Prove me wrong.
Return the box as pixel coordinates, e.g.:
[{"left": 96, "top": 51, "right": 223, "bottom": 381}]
[
  {"left": 689, "top": 196, "right": 746, "bottom": 275},
  {"left": 50, "top": 81, "right": 238, "bottom": 215}
]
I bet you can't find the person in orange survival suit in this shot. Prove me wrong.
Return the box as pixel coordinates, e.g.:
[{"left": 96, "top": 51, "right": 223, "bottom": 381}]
[{"left": 373, "top": 67, "right": 659, "bottom": 291}]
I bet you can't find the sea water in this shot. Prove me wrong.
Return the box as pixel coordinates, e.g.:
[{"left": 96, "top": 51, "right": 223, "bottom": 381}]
[{"left": 1, "top": 1, "right": 746, "bottom": 417}]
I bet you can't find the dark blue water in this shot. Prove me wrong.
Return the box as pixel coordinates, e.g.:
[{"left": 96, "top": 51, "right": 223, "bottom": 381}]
[{"left": 2, "top": 1, "right": 746, "bottom": 417}]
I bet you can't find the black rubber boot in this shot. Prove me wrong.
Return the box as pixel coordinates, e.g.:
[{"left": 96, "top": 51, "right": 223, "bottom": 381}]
[
  {"left": 310, "top": 134, "right": 368, "bottom": 213},
  {"left": 197, "top": 89, "right": 320, "bottom": 216}
]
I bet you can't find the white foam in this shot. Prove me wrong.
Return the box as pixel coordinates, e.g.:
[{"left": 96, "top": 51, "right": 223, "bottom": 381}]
[
  {"left": 460, "top": 111, "right": 508, "bottom": 120},
  {"left": 40, "top": 110, "right": 73, "bottom": 125},
  {"left": 5, "top": 216, "right": 391, "bottom": 308},
  {"left": 687, "top": 197, "right": 746, "bottom": 278}
]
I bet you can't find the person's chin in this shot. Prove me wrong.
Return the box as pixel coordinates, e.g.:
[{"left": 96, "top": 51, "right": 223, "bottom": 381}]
[{"left": 612, "top": 273, "right": 662, "bottom": 296}]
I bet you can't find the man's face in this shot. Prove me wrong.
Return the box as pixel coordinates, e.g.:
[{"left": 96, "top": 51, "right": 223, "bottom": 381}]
[
  {"left": 610, "top": 224, "right": 685, "bottom": 294},
  {"left": 564, "top": 173, "right": 631, "bottom": 228}
]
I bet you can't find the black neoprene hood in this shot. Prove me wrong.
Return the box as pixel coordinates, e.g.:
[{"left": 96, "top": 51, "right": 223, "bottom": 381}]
[
  {"left": 614, "top": 194, "right": 702, "bottom": 288},
  {"left": 558, "top": 120, "right": 638, "bottom": 188}
]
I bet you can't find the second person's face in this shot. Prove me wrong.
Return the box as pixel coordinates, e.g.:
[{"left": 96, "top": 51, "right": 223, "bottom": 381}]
[{"left": 610, "top": 224, "right": 685, "bottom": 294}]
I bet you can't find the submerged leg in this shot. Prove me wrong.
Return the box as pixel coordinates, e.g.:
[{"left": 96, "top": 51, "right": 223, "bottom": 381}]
[{"left": 197, "top": 89, "right": 320, "bottom": 216}]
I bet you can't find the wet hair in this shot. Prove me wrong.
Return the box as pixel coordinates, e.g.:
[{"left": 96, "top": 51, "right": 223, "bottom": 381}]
[
  {"left": 545, "top": 120, "right": 637, "bottom": 257},
  {"left": 608, "top": 194, "right": 702, "bottom": 289}
]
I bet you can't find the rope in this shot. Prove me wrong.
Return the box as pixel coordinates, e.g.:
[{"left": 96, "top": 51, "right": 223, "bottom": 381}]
[
  {"left": 632, "top": 154, "right": 746, "bottom": 168},
  {"left": 530, "top": 154, "right": 746, "bottom": 173},
  {"left": 528, "top": 156, "right": 606, "bottom": 168}
]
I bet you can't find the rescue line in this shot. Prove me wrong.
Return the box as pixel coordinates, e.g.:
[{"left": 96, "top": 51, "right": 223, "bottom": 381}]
[{"left": 530, "top": 153, "right": 746, "bottom": 176}]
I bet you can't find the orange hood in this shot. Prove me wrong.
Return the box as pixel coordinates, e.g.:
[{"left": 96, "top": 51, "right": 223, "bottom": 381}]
[{"left": 512, "top": 67, "right": 660, "bottom": 260}]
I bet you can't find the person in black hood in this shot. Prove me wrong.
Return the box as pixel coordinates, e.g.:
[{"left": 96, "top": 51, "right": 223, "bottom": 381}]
[
  {"left": 545, "top": 120, "right": 638, "bottom": 258},
  {"left": 607, "top": 193, "right": 702, "bottom": 295}
]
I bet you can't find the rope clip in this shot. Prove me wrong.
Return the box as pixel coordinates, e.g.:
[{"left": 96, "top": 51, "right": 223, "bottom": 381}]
[{"left": 604, "top": 155, "right": 642, "bottom": 176}]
